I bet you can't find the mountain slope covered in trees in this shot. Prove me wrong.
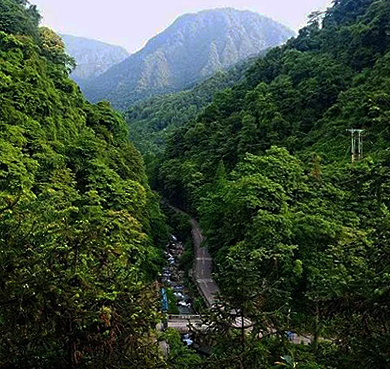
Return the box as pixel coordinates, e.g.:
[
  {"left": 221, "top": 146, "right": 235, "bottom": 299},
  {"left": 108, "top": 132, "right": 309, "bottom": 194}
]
[
  {"left": 0, "top": 1, "right": 168, "bottom": 367},
  {"left": 83, "top": 8, "right": 294, "bottom": 110},
  {"left": 158, "top": 0, "right": 390, "bottom": 367},
  {"left": 61, "top": 34, "right": 129, "bottom": 88},
  {"left": 126, "top": 58, "right": 255, "bottom": 159},
  {"left": 3, "top": 0, "right": 390, "bottom": 367}
]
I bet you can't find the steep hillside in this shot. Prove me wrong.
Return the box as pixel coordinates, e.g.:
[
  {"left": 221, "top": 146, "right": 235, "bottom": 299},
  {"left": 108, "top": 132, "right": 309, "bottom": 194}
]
[
  {"left": 84, "top": 8, "right": 294, "bottom": 110},
  {"left": 61, "top": 34, "right": 129, "bottom": 87},
  {"left": 158, "top": 0, "right": 390, "bottom": 367},
  {"left": 161, "top": 0, "right": 390, "bottom": 196},
  {"left": 126, "top": 57, "right": 255, "bottom": 157},
  {"left": 0, "top": 1, "right": 167, "bottom": 367}
]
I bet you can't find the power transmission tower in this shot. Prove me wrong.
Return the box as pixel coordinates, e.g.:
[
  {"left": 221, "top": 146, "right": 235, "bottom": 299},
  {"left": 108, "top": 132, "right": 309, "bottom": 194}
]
[{"left": 346, "top": 129, "right": 364, "bottom": 162}]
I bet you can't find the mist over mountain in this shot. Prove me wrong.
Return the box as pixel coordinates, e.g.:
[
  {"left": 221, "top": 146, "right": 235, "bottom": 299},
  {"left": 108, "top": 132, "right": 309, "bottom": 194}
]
[
  {"left": 83, "top": 8, "right": 295, "bottom": 110},
  {"left": 61, "top": 34, "right": 129, "bottom": 87}
]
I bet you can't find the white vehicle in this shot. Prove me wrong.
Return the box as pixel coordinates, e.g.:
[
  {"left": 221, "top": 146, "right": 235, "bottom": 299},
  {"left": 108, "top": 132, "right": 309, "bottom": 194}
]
[{"left": 177, "top": 300, "right": 191, "bottom": 308}]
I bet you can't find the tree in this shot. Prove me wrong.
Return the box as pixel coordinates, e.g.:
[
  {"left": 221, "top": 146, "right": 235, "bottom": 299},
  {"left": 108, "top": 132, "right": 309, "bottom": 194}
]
[{"left": 0, "top": 0, "right": 40, "bottom": 38}]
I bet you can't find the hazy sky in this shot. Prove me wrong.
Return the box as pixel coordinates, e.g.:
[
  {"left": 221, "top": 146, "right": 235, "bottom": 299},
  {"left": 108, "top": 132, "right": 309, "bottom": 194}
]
[{"left": 32, "top": 0, "right": 333, "bottom": 53}]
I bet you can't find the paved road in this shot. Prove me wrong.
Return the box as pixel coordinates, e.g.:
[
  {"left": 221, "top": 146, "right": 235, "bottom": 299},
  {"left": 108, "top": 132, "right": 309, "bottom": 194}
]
[
  {"left": 168, "top": 206, "right": 316, "bottom": 345},
  {"left": 170, "top": 206, "right": 220, "bottom": 307},
  {"left": 190, "top": 218, "right": 220, "bottom": 307}
]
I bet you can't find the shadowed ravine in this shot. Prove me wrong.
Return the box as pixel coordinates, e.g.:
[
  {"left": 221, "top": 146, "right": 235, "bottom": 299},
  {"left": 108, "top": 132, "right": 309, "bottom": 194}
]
[{"left": 170, "top": 206, "right": 220, "bottom": 307}]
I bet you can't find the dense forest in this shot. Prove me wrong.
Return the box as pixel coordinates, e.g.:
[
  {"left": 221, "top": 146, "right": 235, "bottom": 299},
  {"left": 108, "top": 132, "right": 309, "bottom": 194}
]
[
  {"left": 2, "top": 0, "right": 390, "bottom": 368},
  {"left": 0, "top": 1, "right": 169, "bottom": 368},
  {"left": 125, "top": 59, "right": 257, "bottom": 183},
  {"left": 158, "top": 0, "right": 390, "bottom": 367}
]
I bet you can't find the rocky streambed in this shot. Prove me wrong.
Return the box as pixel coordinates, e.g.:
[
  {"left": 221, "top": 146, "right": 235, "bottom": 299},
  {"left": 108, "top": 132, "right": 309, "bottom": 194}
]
[{"left": 161, "top": 235, "right": 194, "bottom": 315}]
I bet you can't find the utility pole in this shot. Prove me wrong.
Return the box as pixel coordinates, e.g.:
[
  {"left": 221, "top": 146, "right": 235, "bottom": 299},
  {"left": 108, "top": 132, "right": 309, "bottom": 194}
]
[{"left": 346, "top": 129, "right": 364, "bottom": 162}]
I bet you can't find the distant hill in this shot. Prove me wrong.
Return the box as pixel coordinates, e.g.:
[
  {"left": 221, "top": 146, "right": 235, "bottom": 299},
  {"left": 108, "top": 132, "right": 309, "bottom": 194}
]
[
  {"left": 61, "top": 34, "right": 129, "bottom": 87},
  {"left": 83, "top": 8, "right": 295, "bottom": 110}
]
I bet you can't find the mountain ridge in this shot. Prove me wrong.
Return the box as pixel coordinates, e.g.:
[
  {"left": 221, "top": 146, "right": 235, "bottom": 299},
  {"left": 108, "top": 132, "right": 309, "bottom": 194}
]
[
  {"left": 61, "top": 34, "right": 129, "bottom": 87},
  {"left": 82, "top": 8, "right": 295, "bottom": 110}
]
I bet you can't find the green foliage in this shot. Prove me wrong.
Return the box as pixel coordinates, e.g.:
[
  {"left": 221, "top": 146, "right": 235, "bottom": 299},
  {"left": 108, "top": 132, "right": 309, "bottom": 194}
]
[
  {"left": 126, "top": 62, "right": 250, "bottom": 155},
  {"left": 125, "top": 62, "right": 253, "bottom": 189},
  {"left": 165, "top": 288, "right": 180, "bottom": 315},
  {"left": 161, "top": 328, "right": 201, "bottom": 368},
  {"left": 0, "top": 5, "right": 168, "bottom": 368},
  {"left": 158, "top": 0, "right": 390, "bottom": 367},
  {"left": 0, "top": 0, "right": 40, "bottom": 39},
  {"left": 39, "top": 27, "right": 76, "bottom": 73},
  {"left": 179, "top": 240, "right": 195, "bottom": 274}
]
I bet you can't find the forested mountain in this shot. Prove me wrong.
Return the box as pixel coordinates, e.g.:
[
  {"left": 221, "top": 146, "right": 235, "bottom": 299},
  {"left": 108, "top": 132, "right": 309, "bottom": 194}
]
[
  {"left": 158, "top": 0, "right": 390, "bottom": 367},
  {"left": 0, "top": 1, "right": 168, "bottom": 367},
  {"left": 83, "top": 8, "right": 294, "bottom": 110},
  {"left": 126, "top": 57, "right": 255, "bottom": 158},
  {"left": 3, "top": 0, "right": 390, "bottom": 367},
  {"left": 61, "top": 34, "right": 129, "bottom": 88}
]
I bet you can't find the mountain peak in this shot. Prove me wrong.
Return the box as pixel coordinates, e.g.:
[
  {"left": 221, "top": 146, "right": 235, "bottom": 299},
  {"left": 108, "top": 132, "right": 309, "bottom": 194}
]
[
  {"left": 61, "top": 34, "right": 129, "bottom": 87},
  {"left": 82, "top": 8, "right": 295, "bottom": 110}
]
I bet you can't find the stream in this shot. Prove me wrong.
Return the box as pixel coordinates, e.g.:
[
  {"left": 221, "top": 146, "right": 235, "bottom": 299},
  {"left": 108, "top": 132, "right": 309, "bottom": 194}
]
[{"left": 161, "top": 235, "right": 194, "bottom": 315}]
